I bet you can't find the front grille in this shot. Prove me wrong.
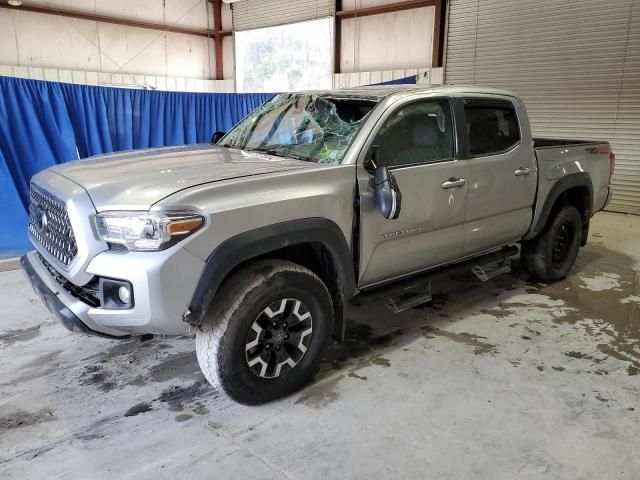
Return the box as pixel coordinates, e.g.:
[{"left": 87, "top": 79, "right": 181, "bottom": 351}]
[
  {"left": 28, "top": 184, "right": 78, "bottom": 267},
  {"left": 37, "top": 253, "right": 101, "bottom": 307}
]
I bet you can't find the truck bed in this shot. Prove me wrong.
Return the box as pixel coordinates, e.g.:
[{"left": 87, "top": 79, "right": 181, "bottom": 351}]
[{"left": 525, "top": 137, "right": 612, "bottom": 241}]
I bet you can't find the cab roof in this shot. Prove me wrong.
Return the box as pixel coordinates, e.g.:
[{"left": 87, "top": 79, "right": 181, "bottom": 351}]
[{"left": 296, "top": 84, "right": 519, "bottom": 101}]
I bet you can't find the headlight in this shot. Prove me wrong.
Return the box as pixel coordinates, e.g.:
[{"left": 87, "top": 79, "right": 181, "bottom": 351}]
[{"left": 94, "top": 211, "right": 204, "bottom": 251}]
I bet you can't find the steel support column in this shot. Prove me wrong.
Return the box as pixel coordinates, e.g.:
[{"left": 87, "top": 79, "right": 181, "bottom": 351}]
[{"left": 334, "top": 0, "right": 342, "bottom": 74}]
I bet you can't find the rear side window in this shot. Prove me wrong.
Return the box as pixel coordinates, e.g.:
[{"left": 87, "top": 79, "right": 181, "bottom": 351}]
[{"left": 464, "top": 99, "right": 520, "bottom": 156}]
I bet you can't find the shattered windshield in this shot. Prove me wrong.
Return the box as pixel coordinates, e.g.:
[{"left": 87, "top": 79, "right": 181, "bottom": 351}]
[{"left": 219, "top": 93, "right": 376, "bottom": 164}]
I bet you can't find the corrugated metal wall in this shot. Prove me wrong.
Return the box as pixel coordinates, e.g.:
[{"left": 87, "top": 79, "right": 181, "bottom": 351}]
[
  {"left": 232, "top": 0, "right": 335, "bottom": 31},
  {"left": 612, "top": 5, "right": 640, "bottom": 212},
  {"left": 445, "top": 0, "right": 640, "bottom": 214}
]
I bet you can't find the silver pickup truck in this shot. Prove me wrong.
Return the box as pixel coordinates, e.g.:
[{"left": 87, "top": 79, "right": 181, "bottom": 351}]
[{"left": 21, "top": 85, "right": 614, "bottom": 404}]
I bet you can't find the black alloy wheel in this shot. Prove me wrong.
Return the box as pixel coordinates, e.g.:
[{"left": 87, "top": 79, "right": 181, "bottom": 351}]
[
  {"left": 244, "top": 298, "right": 314, "bottom": 378},
  {"left": 551, "top": 223, "right": 572, "bottom": 267}
]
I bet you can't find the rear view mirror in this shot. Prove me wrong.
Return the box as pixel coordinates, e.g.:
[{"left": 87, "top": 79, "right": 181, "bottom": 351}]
[
  {"left": 210, "top": 131, "right": 226, "bottom": 144},
  {"left": 373, "top": 165, "right": 402, "bottom": 220}
]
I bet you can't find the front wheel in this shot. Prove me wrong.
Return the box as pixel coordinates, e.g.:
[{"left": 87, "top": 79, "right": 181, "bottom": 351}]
[
  {"left": 195, "top": 259, "right": 332, "bottom": 405},
  {"left": 521, "top": 205, "right": 583, "bottom": 282}
]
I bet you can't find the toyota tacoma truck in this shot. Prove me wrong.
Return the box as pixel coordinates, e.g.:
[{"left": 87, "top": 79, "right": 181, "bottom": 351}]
[{"left": 21, "top": 85, "right": 614, "bottom": 404}]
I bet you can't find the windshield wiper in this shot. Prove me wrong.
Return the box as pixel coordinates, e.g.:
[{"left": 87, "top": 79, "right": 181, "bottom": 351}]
[{"left": 247, "top": 148, "right": 310, "bottom": 162}]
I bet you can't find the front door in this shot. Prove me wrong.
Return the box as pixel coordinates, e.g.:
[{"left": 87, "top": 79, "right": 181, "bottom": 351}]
[
  {"left": 460, "top": 97, "right": 537, "bottom": 255},
  {"left": 357, "top": 97, "right": 469, "bottom": 287}
]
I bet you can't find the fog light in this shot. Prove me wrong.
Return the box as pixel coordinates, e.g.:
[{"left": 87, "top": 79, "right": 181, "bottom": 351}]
[
  {"left": 118, "top": 285, "right": 131, "bottom": 304},
  {"left": 99, "top": 278, "right": 134, "bottom": 309}
]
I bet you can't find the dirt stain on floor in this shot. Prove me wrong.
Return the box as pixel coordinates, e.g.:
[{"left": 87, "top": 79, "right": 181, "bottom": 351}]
[
  {"left": 348, "top": 371, "right": 367, "bottom": 380},
  {"left": 421, "top": 325, "right": 498, "bottom": 355},
  {"left": 79, "top": 364, "right": 116, "bottom": 392},
  {"left": 370, "top": 356, "right": 391, "bottom": 367},
  {"left": 124, "top": 402, "right": 153, "bottom": 417},
  {"left": 82, "top": 337, "right": 172, "bottom": 363},
  {"left": 157, "top": 380, "right": 214, "bottom": 412},
  {"left": 296, "top": 375, "right": 344, "bottom": 409},
  {"left": 323, "top": 323, "right": 404, "bottom": 372},
  {"left": 0, "top": 409, "right": 54, "bottom": 432},
  {"left": 77, "top": 337, "right": 204, "bottom": 392},
  {"left": 149, "top": 351, "right": 203, "bottom": 383},
  {"left": 0, "top": 325, "right": 41, "bottom": 347},
  {"left": 297, "top": 322, "right": 410, "bottom": 408},
  {"left": 1, "top": 350, "right": 63, "bottom": 386}
]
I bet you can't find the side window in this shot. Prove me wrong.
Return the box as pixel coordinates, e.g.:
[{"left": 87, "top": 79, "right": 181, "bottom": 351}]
[
  {"left": 376, "top": 99, "right": 454, "bottom": 168},
  {"left": 464, "top": 100, "right": 520, "bottom": 156}
]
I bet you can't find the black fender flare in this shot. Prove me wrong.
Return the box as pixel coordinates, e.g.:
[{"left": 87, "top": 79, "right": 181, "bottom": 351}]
[
  {"left": 531, "top": 172, "right": 593, "bottom": 236},
  {"left": 185, "top": 218, "right": 355, "bottom": 340}
]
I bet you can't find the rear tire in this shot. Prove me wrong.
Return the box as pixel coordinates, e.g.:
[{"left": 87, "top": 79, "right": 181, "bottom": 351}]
[
  {"left": 521, "top": 205, "right": 582, "bottom": 282},
  {"left": 195, "top": 259, "right": 332, "bottom": 405}
]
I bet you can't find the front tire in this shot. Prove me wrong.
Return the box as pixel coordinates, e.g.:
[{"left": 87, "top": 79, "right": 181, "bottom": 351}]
[
  {"left": 195, "top": 259, "right": 332, "bottom": 405},
  {"left": 521, "top": 205, "right": 583, "bottom": 282}
]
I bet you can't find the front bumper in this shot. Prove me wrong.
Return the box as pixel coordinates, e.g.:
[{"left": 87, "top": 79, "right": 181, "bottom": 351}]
[
  {"left": 21, "top": 252, "right": 128, "bottom": 338},
  {"left": 22, "top": 246, "right": 204, "bottom": 337}
]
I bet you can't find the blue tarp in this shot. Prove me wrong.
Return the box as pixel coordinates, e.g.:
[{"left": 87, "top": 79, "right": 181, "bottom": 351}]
[
  {"left": 0, "top": 76, "right": 272, "bottom": 255},
  {"left": 373, "top": 75, "right": 417, "bottom": 86}
]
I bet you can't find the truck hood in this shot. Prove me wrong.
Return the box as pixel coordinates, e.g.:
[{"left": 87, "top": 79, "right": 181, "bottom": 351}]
[{"left": 49, "top": 144, "right": 320, "bottom": 210}]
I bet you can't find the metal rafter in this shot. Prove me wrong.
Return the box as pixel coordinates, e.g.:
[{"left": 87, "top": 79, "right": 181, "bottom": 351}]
[
  {"left": 0, "top": 1, "right": 232, "bottom": 39},
  {"left": 335, "top": 0, "right": 435, "bottom": 20}
]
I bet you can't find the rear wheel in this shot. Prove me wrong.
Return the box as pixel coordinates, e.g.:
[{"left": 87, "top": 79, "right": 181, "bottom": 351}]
[
  {"left": 195, "top": 259, "right": 332, "bottom": 405},
  {"left": 521, "top": 205, "right": 583, "bottom": 282}
]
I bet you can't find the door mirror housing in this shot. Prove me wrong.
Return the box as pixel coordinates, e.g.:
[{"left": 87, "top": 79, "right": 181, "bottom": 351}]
[
  {"left": 210, "top": 131, "right": 226, "bottom": 144},
  {"left": 364, "top": 144, "right": 380, "bottom": 173},
  {"left": 373, "top": 165, "right": 402, "bottom": 220}
]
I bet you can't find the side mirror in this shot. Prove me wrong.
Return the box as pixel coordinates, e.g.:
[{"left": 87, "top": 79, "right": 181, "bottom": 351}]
[
  {"left": 364, "top": 144, "right": 379, "bottom": 173},
  {"left": 373, "top": 165, "right": 402, "bottom": 220},
  {"left": 210, "top": 131, "right": 226, "bottom": 144}
]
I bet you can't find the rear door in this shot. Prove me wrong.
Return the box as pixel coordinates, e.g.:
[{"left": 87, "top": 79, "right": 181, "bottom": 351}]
[
  {"left": 460, "top": 97, "right": 537, "bottom": 255},
  {"left": 357, "top": 97, "right": 469, "bottom": 287}
]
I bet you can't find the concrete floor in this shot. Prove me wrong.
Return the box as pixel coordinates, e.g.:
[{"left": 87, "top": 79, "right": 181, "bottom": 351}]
[{"left": 1, "top": 211, "right": 639, "bottom": 479}]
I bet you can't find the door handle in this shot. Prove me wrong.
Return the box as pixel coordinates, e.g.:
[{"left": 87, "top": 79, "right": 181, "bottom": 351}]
[
  {"left": 514, "top": 167, "right": 531, "bottom": 176},
  {"left": 441, "top": 177, "right": 466, "bottom": 189}
]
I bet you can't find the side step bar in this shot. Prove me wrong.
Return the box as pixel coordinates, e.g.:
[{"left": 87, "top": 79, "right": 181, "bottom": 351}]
[
  {"left": 351, "top": 245, "right": 519, "bottom": 312},
  {"left": 384, "top": 281, "right": 433, "bottom": 314}
]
